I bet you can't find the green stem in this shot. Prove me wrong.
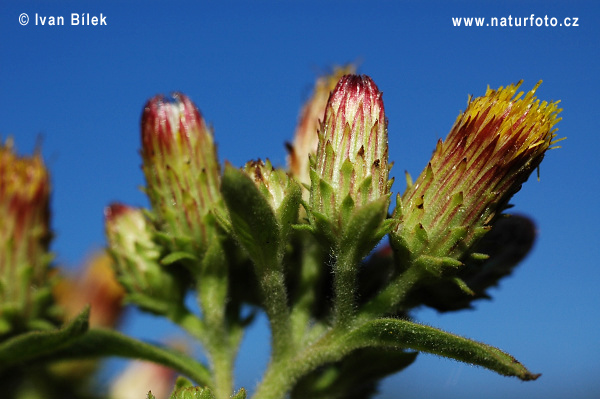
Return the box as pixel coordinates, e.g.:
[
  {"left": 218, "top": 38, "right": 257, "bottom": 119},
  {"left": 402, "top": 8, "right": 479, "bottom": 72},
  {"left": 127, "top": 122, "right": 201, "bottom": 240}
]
[
  {"left": 357, "top": 266, "right": 424, "bottom": 321},
  {"left": 167, "top": 305, "right": 207, "bottom": 343},
  {"left": 168, "top": 305, "right": 232, "bottom": 395},
  {"left": 208, "top": 337, "right": 236, "bottom": 399},
  {"left": 259, "top": 267, "right": 292, "bottom": 360},
  {"left": 251, "top": 328, "right": 343, "bottom": 399},
  {"left": 333, "top": 247, "right": 359, "bottom": 328}
]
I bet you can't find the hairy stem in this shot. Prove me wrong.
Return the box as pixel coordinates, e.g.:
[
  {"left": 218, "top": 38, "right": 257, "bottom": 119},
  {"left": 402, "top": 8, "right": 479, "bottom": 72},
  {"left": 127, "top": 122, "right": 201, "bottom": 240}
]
[
  {"left": 251, "top": 328, "right": 343, "bottom": 399},
  {"left": 258, "top": 266, "right": 292, "bottom": 360},
  {"left": 333, "top": 247, "right": 360, "bottom": 328},
  {"left": 357, "top": 266, "right": 424, "bottom": 321}
]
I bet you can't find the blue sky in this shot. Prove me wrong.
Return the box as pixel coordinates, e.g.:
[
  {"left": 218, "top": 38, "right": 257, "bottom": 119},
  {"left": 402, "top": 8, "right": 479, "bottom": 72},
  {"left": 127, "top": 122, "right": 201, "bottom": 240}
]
[{"left": 1, "top": 1, "right": 599, "bottom": 398}]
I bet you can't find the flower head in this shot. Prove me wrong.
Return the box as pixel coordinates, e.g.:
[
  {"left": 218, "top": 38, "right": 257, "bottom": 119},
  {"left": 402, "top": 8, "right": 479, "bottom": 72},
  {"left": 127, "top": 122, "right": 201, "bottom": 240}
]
[
  {"left": 0, "top": 139, "right": 53, "bottom": 330},
  {"left": 392, "top": 81, "right": 562, "bottom": 267},
  {"left": 310, "top": 74, "right": 391, "bottom": 225},
  {"left": 141, "top": 93, "right": 221, "bottom": 256}
]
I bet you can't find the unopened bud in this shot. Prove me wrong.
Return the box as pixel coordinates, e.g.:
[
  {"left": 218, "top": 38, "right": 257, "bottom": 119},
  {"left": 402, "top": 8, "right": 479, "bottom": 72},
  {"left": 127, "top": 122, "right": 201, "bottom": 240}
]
[
  {"left": 105, "top": 203, "right": 184, "bottom": 312},
  {"left": 141, "top": 93, "right": 221, "bottom": 256},
  {"left": 244, "top": 159, "right": 292, "bottom": 215},
  {"left": 311, "top": 74, "right": 391, "bottom": 225}
]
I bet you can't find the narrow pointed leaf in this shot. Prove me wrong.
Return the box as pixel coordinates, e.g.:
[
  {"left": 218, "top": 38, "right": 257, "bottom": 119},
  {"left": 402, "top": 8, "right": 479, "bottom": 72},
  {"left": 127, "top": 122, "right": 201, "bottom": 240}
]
[{"left": 344, "top": 318, "right": 540, "bottom": 381}]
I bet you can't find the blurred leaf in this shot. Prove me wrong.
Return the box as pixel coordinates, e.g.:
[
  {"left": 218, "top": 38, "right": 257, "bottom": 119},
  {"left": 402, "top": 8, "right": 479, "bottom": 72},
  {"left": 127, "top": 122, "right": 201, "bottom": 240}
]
[
  {"left": 0, "top": 306, "right": 89, "bottom": 372},
  {"left": 344, "top": 318, "right": 540, "bottom": 381},
  {"left": 38, "top": 328, "right": 212, "bottom": 387}
]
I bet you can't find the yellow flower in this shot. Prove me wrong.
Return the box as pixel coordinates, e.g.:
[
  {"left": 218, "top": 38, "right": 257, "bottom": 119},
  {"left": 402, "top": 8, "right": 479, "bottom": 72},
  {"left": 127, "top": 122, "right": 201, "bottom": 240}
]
[{"left": 392, "top": 81, "right": 562, "bottom": 267}]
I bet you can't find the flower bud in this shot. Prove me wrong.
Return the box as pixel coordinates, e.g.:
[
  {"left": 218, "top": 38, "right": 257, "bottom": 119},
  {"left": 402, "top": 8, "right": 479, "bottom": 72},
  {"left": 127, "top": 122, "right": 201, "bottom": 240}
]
[
  {"left": 0, "top": 139, "right": 53, "bottom": 331},
  {"left": 244, "top": 159, "right": 292, "bottom": 215},
  {"left": 105, "top": 203, "right": 184, "bottom": 313},
  {"left": 392, "top": 81, "right": 562, "bottom": 269},
  {"left": 287, "top": 65, "right": 356, "bottom": 188},
  {"left": 310, "top": 74, "right": 391, "bottom": 225},
  {"left": 242, "top": 159, "right": 301, "bottom": 245},
  {"left": 141, "top": 93, "right": 221, "bottom": 256}
]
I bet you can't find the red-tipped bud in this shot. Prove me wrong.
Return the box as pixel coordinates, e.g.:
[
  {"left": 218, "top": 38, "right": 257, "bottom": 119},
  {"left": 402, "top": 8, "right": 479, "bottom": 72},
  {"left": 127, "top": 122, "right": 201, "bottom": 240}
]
[
  {"left": 141, "top": 93, "right": 221, "bottom": 256},
  {"left": 310, "top": 74, "right": 391, "bottom": 225}
]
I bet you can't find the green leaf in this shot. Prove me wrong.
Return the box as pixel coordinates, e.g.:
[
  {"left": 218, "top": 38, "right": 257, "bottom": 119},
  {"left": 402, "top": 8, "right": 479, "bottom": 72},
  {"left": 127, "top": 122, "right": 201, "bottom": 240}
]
[
  {"left": 232, "top": 388, "right": 247, "bottom": 399},
  {"left": 221, "top": 165, "right": 280, "bottom": 272},
  {"left": 38, "top": 328, "right": 212, "bottom": 387},
  {"left": 0, "top": 306, "right": 89, "bottom": 371},
  {"left": 344, "top": 318, "right": 540, "bottom": 381}
]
